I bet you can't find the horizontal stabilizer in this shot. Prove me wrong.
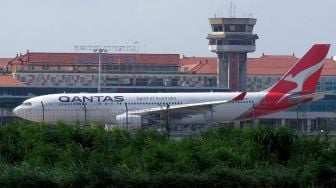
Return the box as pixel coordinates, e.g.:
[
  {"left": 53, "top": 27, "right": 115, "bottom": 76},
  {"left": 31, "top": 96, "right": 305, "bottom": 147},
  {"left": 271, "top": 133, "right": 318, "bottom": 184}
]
[{"left": 289, "top": 92, "right": 325, "bottom": 104}]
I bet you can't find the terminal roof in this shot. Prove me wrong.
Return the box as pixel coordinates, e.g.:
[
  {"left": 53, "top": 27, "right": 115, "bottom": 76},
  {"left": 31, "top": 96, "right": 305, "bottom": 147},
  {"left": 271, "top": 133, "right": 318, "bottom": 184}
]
[
  {"left": 8, "top": 52, "right": 180, "bottom": 66},
  {"left": 0, "top": 74, "right": 24, "bottom": 86},
  {"left": 181, "top": 55, "right": 336, "bottom": 76}
]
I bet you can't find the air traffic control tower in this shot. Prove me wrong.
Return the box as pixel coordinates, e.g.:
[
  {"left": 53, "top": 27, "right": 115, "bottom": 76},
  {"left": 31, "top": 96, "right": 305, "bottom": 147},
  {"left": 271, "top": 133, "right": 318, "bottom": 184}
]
[{"left": 207, "top": 18, "right": 258, "bottom": 91}]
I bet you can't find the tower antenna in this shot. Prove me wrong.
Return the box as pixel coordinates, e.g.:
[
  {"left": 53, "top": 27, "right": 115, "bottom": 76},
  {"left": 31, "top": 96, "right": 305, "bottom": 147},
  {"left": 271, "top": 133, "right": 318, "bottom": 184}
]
[{"left": 229, "top": 2, "right": 233, "bottom": 17}]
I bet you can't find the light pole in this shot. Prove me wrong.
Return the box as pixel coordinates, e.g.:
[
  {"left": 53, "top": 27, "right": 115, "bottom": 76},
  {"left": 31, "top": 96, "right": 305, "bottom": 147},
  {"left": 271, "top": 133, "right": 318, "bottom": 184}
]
[
  {"left": 134, "top": 41, "right": 139, "bottom": 53},
  {"left": 93, "top": 48, "right": 107, "bottom": 93},
  {"left": 125, "top": 103, "right": 128, "bottom": 130},
  {"left": 81, "top": 103, "right": 87, "bottom": 127},
  {"left": 296, "top": 104, "right": 301, "bottom": 132},
  {"left": 165, "top": 103, "right": 170, "bottom": 138},
  {"left": 252, "top": 101, "right": 256, "bottom": 127},
  {"left": 75, "top": 43, "right": 140, "bottom": 92},
  {"left": 41, "top": 101, "right": 45, "bottom": 123}
]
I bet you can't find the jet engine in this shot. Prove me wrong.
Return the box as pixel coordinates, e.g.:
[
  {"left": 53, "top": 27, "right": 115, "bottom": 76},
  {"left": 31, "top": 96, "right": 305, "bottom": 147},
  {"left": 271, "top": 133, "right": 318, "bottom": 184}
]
[{"left": 115, "top": 114, "right": 142, "bottom": 128}]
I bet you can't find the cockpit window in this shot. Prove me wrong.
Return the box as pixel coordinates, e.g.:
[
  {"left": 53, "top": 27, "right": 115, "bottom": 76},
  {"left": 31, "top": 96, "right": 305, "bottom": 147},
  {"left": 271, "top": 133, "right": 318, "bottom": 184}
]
[{"left": 23, "top": 102, "right": 32, "bottom": 106}]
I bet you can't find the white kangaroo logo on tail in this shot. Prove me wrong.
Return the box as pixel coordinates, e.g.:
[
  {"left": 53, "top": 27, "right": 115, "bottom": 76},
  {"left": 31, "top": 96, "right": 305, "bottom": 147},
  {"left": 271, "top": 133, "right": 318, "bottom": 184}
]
[{"left": 276, "top": 59, "right": 325, "bottom": 104}]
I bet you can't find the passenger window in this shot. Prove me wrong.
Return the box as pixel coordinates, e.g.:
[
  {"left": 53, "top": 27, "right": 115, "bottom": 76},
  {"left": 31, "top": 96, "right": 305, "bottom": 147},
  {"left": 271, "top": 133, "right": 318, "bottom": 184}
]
[{"left": 23, "top": 102, "right": 32, "bottom": 106}]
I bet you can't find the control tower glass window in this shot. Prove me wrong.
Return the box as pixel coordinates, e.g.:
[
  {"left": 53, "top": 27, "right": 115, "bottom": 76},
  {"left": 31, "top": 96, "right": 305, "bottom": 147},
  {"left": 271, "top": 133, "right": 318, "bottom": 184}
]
[
  {"left": 216, "top": 40, "right": 223, "bottom": 45},
  {"left": 246, "top": 25, "right": 254, "bottom": 32},
  {"left": 224, "top": 39, "right": 253, "bottom": 46},
  {"left": 224, "top": 24, "right": 245, "bottom": 32},
  {"left": 212, "top": 24, "right": 223, "bottom": 32}
]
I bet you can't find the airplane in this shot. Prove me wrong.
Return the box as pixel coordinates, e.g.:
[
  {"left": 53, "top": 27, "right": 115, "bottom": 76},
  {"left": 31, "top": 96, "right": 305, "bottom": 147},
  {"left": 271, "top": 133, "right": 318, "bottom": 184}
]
[{"left": 13, "top": 44, "right": 330, "bottom": 127}]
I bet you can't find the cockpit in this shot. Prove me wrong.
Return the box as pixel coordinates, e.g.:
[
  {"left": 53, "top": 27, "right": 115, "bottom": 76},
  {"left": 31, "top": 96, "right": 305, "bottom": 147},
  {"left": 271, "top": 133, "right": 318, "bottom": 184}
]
[{"left": 13, "top": 99, "right": 42, "bottom": 122}]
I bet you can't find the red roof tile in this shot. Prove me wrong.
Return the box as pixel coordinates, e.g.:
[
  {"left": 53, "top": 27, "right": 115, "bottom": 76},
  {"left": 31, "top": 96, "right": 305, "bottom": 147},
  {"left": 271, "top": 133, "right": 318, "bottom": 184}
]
[
  {"left": 0, "top": 58, "right": 11, "bottom": 67},
  {"left": 4, "top": 52, "right": 336, "bottom": 77},
  {"left": 320, "top": 59, "right": 336, "bottom": 76},
  {"left": 247, "top": 55, "right": 299, "bottom": 75},
  {"left": 180, "top": 57, "right": 217, "bottom": 74},
  {"left": 247, "top": 55, "right": 336, "bottom": 76},
  {"left": 12, "top": 52, "right": 180, "bottom": 65},
  {"left": 182, "top": 55, "right": 336, "bottom": 76},
  {"left": 0, "top": 74, "right": 24, "bottom": 86}
]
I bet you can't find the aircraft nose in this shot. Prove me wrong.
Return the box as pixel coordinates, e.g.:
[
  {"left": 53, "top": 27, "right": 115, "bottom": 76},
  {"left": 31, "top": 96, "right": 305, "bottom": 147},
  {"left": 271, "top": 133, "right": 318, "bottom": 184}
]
[{"left": 12, "top": 107, "right": 20, "bottom": 117}]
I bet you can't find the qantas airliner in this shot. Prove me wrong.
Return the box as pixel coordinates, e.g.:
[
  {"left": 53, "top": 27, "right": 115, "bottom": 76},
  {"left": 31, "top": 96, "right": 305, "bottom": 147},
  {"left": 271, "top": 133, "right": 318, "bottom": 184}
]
[{"left": 13, "top": 44, "right": 330, "bottom": 127}]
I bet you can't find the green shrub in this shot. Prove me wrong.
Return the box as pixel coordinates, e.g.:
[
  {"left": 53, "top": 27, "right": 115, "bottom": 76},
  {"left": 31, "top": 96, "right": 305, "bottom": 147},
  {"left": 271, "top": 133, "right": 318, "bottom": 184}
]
[{"left": 0, "top": 120, "right": 335, "bottom": 187}]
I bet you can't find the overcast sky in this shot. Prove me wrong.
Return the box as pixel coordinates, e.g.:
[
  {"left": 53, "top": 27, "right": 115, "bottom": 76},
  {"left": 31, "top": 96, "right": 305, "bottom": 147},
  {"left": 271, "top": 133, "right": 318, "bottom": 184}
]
[{"left": 0, "top": 0, "right": 335, "bottom": 58}]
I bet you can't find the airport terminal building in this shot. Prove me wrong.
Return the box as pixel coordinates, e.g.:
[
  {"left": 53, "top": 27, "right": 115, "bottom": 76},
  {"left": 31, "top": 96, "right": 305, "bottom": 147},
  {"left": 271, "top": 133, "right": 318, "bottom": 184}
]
[
  {"left": 1, "top": 51, "right": 336, "bottom": 133},
  {"left": 0, "top": 16, "right": 335, "bottom": 134}
]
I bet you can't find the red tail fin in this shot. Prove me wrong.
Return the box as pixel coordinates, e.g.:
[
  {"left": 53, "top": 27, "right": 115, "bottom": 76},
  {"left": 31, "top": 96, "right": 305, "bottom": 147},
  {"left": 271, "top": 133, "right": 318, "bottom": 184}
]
[
  {"left": 267, "top": 44, "right": 330, "bottom": 94},
  {"left": 244, "top": 44, "right": 330, "bottom": 120}
]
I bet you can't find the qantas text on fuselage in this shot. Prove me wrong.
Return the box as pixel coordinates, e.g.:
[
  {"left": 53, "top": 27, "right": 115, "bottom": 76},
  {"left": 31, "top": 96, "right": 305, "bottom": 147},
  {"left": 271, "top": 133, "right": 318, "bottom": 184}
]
[{"left": 58, "top": 96, "right": 124, "bottom": 103}]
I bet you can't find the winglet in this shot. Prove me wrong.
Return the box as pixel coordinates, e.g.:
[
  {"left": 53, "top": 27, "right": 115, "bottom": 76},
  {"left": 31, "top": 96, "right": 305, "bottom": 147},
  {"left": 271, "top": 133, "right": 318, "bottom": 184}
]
[{"left": 233, "top": 92, "right": 246, "bottom": 101}]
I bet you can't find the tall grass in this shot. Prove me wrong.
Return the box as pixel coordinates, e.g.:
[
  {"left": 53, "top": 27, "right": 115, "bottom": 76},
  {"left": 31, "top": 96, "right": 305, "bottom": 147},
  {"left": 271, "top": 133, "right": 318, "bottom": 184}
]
[{"left": 0, "top": 120, "right": 335, "bottom": 187}]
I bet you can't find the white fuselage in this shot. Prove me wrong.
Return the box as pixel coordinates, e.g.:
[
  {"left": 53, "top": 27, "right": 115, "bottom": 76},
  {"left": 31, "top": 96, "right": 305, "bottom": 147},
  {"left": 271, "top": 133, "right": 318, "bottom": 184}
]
[
  {"left": 12, "top": 44, "right": 330, "bottom": 127},
  {"left": 13, "top": 92, "right": 268, "bottom": 125}
]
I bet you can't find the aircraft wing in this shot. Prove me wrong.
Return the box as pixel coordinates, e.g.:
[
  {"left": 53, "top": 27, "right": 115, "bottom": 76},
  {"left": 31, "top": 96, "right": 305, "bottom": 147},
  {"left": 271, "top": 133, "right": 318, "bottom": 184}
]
[
  {"left": 127, "top": 92, "right": 247, "bottom": 117},
  {"left": 128, "top": 100, "right": 229, "bottom": 117}
]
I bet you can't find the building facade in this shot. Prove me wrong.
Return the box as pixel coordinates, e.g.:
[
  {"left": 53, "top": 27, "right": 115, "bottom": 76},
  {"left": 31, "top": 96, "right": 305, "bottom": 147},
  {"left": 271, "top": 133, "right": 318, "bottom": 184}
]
[{"left": 8, "top": 52, "right": 218, "bottom": 90}]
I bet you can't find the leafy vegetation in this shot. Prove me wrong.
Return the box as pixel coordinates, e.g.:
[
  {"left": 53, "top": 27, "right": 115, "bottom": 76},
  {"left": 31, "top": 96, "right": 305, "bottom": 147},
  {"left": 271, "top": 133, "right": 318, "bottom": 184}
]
[{"left": 0, "top": 120, "right": 335, "bottom": 187}]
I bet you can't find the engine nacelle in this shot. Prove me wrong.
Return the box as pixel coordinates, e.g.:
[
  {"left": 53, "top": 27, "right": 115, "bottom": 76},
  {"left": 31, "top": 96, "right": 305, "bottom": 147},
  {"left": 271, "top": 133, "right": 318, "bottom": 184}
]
[{"left": 115, "top": 114, "right": 142, "bottom": 128}]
